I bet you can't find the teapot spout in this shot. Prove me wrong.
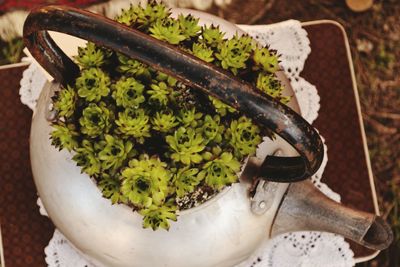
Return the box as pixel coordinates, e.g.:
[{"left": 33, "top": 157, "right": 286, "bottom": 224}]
[{"left": 270, "top": 180, "right": 393, "bottom": 250}]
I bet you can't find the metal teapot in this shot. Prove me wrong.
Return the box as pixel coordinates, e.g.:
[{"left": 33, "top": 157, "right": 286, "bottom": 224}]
[{"left": 24, "top": 5, "right": 392, "bottom": 267}]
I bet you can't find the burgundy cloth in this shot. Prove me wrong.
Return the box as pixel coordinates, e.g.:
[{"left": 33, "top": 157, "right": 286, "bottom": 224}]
[
  {"left": 0, "top": 22, "right": 376, "bottom": 266},
  {"left": 0, "top": 65, "right": 54, "bottom": 267},
  {"left": 302, "top": 22, "right": 375, "bottom": 258}
]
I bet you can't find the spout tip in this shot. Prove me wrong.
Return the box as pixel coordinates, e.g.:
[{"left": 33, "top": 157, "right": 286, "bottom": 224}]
[{"left": 361, "top": 216, "right": 393, "bottom": 251}]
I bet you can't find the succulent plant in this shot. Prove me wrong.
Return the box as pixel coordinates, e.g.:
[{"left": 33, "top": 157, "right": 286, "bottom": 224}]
[
  {"left": 199, "top": 151, "right": 241, "bottom": 190},
  {"left": 174, "top": 167, "right": 202, "bottom": 197},
  {"left": 256, "top": 72, "right": 282, "bottom": 98},
  {"left": 115, "top": 6, "right": 138, "bottom": 26},
  {"left": 178, "top": 107, "right": 202, "bottom": 128},
  {"left": 227, "top": 116, "right": 262, "bottom": 157},
  {"left": 53, "top": 85, "right": 77, "bottom": 118},
  {"left": 79, "top": 102, "right": 113, "bottom": 138},
  {"left": 98, "top": 135, "right": 134, "bottom": 173},
  {"left": 115, "top": 109, "right": 151, "bottom": 143},
  {"left": 75, "top": 67, "right": 111, "bottom": 102},
  {"left": 75, "top": 42, "right": 109, "bottom": 69},
  {"left": 201, "top": 25, "right": 225, "bottom": 47},
  {"left": 147, "top": 81, "right": 171, "bottom": 106},
  {"left": 51, "top": 122, "right": 78, "bottom": 151},
  {"left": 256, "top": 73, "right": 291, "bottom": 104},
  {"left": 112, "top": 76, "right": 145, "bottom": 108},
  {"left": 98, "top": 173, "right": 128, "bottom": 204},
  {"left": 192, "top": 42, "right": 214, "bottom": 63},
  {"left": 152, "top": 111, "right": 179, "bottom": 133},
  {"left": 72, "top": 140, "right": 101, "bottom": 176},
  {"left": 140, "top": 203, "right": 177, "bottom": 230},
  {"left": 50, "top": 2, "right": 288, "bottom": 230},
  {"left": 117, "top": 54, "right": 152, "bottom": 79},
  {"left": 150, "top": 18, "right": 186, "bottom": 45},
  {"left": 253, "top": 46, "right": 279, "bottom": 73},
  {"left": 199, "top": 115, "right": 224, "bottom": 144},
  {"left": 209, "top": 96, "right": 236, "bottom": 116},
  {"left": 178, "top": 14, "right": 201, "bottom": 39},
  {"left": 166, "top": 127, "right": 205, "bottom": 165},
  {"left": 115, "top": 2, "right": 170, "bottom": 30},
  {"left": 121, "top": 155, "right": 171, "bottom": 208},
  {"left": 215, "top": 34, "right": 253, "bottom": 75}
]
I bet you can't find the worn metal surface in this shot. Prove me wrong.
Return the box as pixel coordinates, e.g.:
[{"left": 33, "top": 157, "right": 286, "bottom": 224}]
[
  {"left": 30, "top": 82, "right": 291, "bottom": 267},
  {"left": 250, "top": 180, "right": 281, "bottom": 215},
  {"left": 23, "top": 5, "right": 324, "bottom": 182},
  {"left": 271, "top": 180, "right": 393, "bottom": 250}
]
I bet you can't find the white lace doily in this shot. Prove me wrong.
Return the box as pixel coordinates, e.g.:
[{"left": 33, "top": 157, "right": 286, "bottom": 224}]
[
  {"left": 237, "top": 232, "right": 354, "bottom": 267},
  {"left": 19, "top": 57, "right": 48, "bottom": 111},
  {"left": 21, "top": 20, "right": 354, "bottom": 267},
  {"left": 44, "top": 230, "right": 97, "bottom": 267},
  {"left": 239, "top": 20, "right": 319, "bottom": 124}
]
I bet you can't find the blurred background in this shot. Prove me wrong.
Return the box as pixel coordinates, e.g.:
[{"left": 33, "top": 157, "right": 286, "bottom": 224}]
[{"left": 0, "top": 0, "right": 398, "bottom": 266}]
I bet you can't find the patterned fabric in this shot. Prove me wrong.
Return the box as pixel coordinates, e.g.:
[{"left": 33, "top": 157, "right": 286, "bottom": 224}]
[{"left": 0, "top": 65, "right": 54, "bottom": 267}]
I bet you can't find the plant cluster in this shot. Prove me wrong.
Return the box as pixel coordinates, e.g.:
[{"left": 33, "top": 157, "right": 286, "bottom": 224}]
[
  {"left": 0, "top": 38, "right": 24, "bottom": 65},
  {"left": 50, "top": 2, "right": 288, "bottom": 231}
]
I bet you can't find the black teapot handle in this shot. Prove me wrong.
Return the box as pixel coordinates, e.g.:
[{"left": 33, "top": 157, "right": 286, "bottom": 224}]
[{"left": 23, "top": 5, "right": 324, "bottom": 183}]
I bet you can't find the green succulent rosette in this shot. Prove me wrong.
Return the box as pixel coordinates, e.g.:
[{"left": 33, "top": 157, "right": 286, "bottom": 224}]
[
  {"left": 152, "top": 111, "right": 179, "bottom": 133},
  {"left": 98, "top": 173, "right": 128, "bottom": 204},
  {"left": 75, "top": 67, "right": 110, "bottom": 102},
  {"left": 174, "top": 167, "right": 202, "bottom": 197},
  {"left": 253, "top": 47, "right": 280, "bottom": 73},
  {"left": 72, "top": 140, "right": 101, "bottom": 176},
  {"left": 79, "top": 102, "right": 113, "bottom": 138},
  {"left": 201, "top": 25, "right": 225, "bottom": 47},
  {"left": 117, "top": 54, "right": 151, "bottom": 79},
  {"left": 140, "top": 203, "right": 177, "bottom": 231},
  {"left": 177, "top": 14, "right": 201, "bottom": 38},
  {"left": 49, "top": 2, "right": 289, "bottom": 230},
  {"left": 74, "top": 42, "right": 110, "bottom": 69},
  {"left": 166, "top": 127, "right": 205, "bottom": 165},
  {"left": 98, "top": 134, "right": 134, "bottom": 172},
  {"left": 150, "top": 18, "right": 186, "bottom": 45},
  {"left": 199, "top": 151, "right": 241, "bottom": 190},
  {"left": 199, "top": 115, "right": 224, "bottom": 144},
  {"left": 147, "top": 81, "right": 171, "bottom": 106},
  {"left": 51, "top": 122, "right": 78, "bottom": 151},
  {"left": 192, "top": 42, "right": 214, "bottom": 63},
  {"left": 115, "top": 109, "right": 151, "bottom": 143},
  {"left": 227, "top": 116, "right": 262, "bottom": 158},
  {"left": 121, "top": 155, "right": 171, "bottom": 208},
  {"left": 178, "top": 108, "right": 202, "bottom": 128},
  {"left": 112, "top": 76, "right": 145, "bottom": 108},
  {"left": 53, "top": 85, "right": 77, "bottom": 118},
  {"left": 215, "top": 34, "right": 253, "bottom": 75}
]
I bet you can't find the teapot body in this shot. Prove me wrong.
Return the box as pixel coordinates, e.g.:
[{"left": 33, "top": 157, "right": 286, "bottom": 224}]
[
  {"left": 29, "top": 9, "right": 301, "bottom": 266},
  {"left": 28, "top": 7, "right": 393, "bottom": 266},
  {"left": 31, "top": 82, "right": 291, "bottom": 267}
]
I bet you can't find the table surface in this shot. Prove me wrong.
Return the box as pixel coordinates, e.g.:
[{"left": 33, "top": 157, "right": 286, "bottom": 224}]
[{"left": 0, "top": 21, "right": 377, "bottom": 267}]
